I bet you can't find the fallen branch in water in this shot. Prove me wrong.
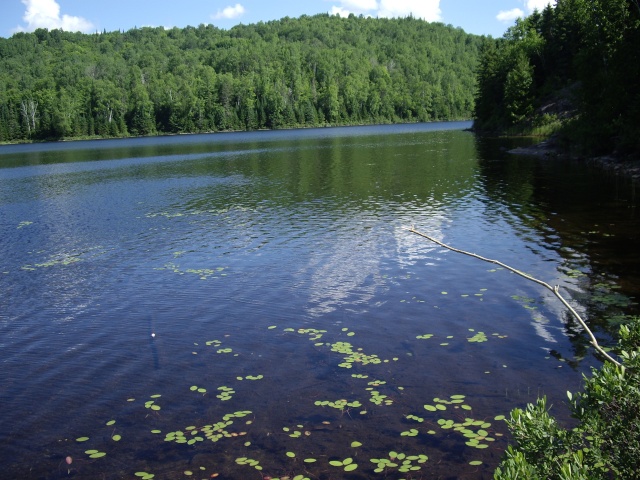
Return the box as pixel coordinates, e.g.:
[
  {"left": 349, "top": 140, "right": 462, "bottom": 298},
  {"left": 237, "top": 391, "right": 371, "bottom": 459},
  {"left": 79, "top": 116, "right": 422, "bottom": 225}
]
[{"left": 406, "top": 226, "right": 622, "bottom": 368}]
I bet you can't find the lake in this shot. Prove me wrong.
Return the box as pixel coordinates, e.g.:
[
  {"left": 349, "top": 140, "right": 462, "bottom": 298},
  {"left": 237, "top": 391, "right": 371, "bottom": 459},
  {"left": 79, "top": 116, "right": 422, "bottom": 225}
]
[{"left": 1, "top": 122, "right": 638, "bottom": 480}]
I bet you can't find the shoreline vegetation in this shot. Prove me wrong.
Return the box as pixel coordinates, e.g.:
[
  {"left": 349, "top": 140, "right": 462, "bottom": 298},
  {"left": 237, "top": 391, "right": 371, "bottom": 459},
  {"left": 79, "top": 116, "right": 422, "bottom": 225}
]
[
  {"left": 0, "top": 117, "right": 472, "bottom": 146},
  {"left": 474, "top": 1, "right": 640, "bottom": 476},
  {"left": 0, "top": 15, "right": 481, "bottom": 145},
  {"left": 473, "top": 0, "right": 639, "bottom": 162}
]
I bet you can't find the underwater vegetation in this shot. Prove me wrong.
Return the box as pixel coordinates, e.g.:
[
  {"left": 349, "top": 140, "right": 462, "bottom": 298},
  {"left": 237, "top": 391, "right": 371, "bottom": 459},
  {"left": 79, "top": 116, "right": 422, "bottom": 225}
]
[{"left": 58, "top": 322, "right": 522, "bottom": 480}]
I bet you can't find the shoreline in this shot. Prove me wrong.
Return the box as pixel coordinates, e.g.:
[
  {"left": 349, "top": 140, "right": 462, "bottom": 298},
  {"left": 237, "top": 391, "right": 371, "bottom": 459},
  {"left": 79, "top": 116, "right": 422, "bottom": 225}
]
[
  {"left": 509, "top": 140, "right": 640, "bottom": 182},
  {"left": 0, "top": 119, "right": 474, "bottom": 147}
]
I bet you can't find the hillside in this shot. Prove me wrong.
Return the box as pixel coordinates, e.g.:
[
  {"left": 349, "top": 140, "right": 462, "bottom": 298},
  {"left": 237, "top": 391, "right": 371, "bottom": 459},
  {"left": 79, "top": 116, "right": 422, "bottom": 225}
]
[
  {"left": 0, "top": 14, "right": 482, "bottom": 142},
  {"left": 473, "top": 0, "right": 640, "bottom": 157}
]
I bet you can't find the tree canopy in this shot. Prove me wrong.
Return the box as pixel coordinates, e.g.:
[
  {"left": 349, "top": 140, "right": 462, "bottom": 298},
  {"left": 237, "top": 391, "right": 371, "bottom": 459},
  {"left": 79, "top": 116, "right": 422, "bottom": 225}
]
[
  {"left": 474, "top": 0, "right": 640, "bottom": 156},
  {"left": 0, "top": 14, "right": 483, "bottom": 143}
]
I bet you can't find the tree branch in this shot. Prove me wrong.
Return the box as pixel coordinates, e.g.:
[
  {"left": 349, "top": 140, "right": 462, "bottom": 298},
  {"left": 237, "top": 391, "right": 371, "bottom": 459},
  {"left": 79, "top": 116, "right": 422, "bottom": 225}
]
[{"left": 407, "top": 226, "right": 622, "bottom": 368}]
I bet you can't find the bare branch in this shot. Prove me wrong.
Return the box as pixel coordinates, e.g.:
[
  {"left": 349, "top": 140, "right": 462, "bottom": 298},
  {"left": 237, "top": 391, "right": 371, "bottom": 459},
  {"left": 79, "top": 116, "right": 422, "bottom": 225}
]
[{"left": 407, "top": 226, "right": 622, "bottom": 368}]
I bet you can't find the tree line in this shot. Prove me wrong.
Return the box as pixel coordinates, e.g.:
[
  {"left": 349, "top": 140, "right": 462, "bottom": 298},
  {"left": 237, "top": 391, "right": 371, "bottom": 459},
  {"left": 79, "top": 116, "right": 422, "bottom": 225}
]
[
  {"left": 474, "top": 0, "right": 640, "bottom": 156},
  {"left": 0, "top": 14, "right": 482, "bottom": 143}
]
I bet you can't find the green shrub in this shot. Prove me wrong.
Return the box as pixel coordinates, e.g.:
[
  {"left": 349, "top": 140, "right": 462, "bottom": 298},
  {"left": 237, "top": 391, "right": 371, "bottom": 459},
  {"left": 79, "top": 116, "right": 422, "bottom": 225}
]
[{"left": 495, "top": 317, "right": 640, "bottom": 479}]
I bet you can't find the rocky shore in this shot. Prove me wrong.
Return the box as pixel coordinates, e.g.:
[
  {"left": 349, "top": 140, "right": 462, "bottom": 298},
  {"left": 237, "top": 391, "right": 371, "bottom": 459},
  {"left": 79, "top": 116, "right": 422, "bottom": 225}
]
[{"left": 509, "top": 139, "right": 640, "bottom": 182}]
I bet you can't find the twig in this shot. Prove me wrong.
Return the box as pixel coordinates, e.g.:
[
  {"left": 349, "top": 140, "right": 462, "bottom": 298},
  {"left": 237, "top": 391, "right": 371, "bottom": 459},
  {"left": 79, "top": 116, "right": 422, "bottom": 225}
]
[{"left": 406, "top": 226, "right": 622, "bottom": 368}]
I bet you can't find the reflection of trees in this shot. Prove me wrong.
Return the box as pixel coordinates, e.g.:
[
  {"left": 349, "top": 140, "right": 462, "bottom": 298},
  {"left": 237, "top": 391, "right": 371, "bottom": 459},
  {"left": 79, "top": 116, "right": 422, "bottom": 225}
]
[
  {"left": 7, "top": 126, "right": 483, "bottom": 324},
  {"left": 474, "top": 135, "right": 640, "bottom": 360}
]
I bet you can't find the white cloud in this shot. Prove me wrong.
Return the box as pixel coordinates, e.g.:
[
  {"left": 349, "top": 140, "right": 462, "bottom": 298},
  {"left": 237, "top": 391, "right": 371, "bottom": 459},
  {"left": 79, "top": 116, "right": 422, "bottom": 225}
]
[
  {"left": 497, "top": 8, "right": 524, "bottom": 23},
  {"left": 329, "top": 0, "right": 441, "bottom": 21},
  {"left": 495, "top": 1, "right": 552, "bottom": 25},
  {"left": 377, "top": 0, "right": 442, "bottom": 22},
  {"left": 525, "top": 0, "right": 554, "bottom": 12},
  {"left": 329, "top": 0, "right": 377, "bottom": 17},
  {"left": 15, "top": 0, "right": 94, "bottom": 33},
  {"left": 330, "top": 6, "right": 352, "bottom": 17},
  {"left": 212, "top": 3, "right": 246, "bottom": 20},
  {"left": 340, "top": 0, "right": 378, "bottom": 10}
]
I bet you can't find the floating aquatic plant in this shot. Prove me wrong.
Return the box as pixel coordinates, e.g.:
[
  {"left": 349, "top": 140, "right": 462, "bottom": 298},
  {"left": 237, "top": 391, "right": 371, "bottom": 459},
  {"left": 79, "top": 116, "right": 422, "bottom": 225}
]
[
  {"left": 370, "top": 451, "right": 428, "bottom": 474},
  {"left": 314, "top": 399, "right": 362, "bottom": 411},
  {"left": 467, "top": 332, "right": 488, "bottom": 343},
  {"left": 368, "top": 389, "right": 393, "bottom": 406},
  {"left": 433, "top": 416, "right": 496, "bottom": 450},
  {"left": 134, "top": 472, "right": 155, "bottom": 479},
  {"left": 164, "top": 411, "right": 252, "bottom": 445},
  {"left": 416, "top": 333, "right": 434, "bottom": 339},
  {"left": 145, "top": 394, "right": 162, "bottom": 411},
  {"left": 405, "top": 414, "right": 424, "bottom": 423},
  {"left": 63, "top": 323, "right": 508, "bottom": 478},
  {"left": 282, "top": 425, "right": 307, "bottom": 438},
  {"left": 85, "top": 449, "right": 106, "bottom": 459},
  {"left": 330, "top": 341, "right": 384, "bottom": 368},
  {"left": 329, "top": 457, "right": 358, "bottom": 472},
  {"left": 235, "top": 457, "right": 262, "bottom": 470},
  {"left": 216, "top": 386, "right": 235, "bottom": 401},
  {"left": 293, "top": 327, "right": 327, "bottom": 342}
]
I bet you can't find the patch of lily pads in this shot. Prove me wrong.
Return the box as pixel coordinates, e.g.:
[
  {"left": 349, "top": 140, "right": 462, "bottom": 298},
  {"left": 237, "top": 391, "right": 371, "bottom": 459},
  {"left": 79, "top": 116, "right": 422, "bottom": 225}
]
[
  {"left": 370, "top": 451, "right": 429, "bottom": 474},
  {"left": 65, "top": 323, "right": 510, "bottom": 478},
  {"left": 416, "top": 329, "right": 507, "bottom": 344},
  {"left": 165, "top": 410, "right": 252, "bottom": 445}
]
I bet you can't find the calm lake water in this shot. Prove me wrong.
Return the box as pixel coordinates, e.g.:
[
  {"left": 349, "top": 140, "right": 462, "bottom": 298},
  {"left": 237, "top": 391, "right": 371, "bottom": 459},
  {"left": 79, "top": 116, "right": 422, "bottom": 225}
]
[{"left": 1, "top": 122, "right": 638, "bottom": 480}]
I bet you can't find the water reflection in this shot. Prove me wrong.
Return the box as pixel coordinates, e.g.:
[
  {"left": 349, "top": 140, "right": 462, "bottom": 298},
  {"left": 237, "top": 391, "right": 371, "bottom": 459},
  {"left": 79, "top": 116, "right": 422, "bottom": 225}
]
[
  {"left": 1, "top": 123, "right": 638, "bottom": 479},
  {"left": 475, "top": 135, "right": 640, "bottom": 356}
]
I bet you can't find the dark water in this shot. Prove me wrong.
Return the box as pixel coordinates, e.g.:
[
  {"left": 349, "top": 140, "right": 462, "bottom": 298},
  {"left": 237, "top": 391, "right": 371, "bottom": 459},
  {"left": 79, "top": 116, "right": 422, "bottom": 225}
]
[{"left": 1, "top": 123, "right": 638, "bottom": 480}]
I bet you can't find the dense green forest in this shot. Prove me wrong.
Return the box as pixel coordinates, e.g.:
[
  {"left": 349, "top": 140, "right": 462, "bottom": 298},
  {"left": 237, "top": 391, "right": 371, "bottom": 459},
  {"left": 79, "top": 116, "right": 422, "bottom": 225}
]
[
  {"left": 474, "top": 0, "right": 640, "bottom": 156},
  {"left": 0, "top": 14, "right": 482, "bottom": 142}
]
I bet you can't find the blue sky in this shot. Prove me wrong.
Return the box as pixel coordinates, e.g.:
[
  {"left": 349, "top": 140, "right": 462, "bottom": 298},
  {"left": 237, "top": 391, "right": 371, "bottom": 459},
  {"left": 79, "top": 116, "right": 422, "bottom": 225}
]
[{"left": 0, "top": 0, "right": 554, "bottom": 39}]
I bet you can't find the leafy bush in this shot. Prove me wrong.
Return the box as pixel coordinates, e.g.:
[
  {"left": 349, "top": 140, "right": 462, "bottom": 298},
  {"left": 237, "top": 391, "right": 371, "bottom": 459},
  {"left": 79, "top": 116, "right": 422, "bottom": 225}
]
[{"left": 495, "top": 317, "right": 640, "bottom": 479}]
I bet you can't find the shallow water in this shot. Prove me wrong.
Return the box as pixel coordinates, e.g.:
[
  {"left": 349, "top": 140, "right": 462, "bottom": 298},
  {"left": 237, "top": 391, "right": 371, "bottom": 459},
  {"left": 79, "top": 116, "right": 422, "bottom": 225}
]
[{"left": 1, "top": 123, "right": 638, "bottom": 479}]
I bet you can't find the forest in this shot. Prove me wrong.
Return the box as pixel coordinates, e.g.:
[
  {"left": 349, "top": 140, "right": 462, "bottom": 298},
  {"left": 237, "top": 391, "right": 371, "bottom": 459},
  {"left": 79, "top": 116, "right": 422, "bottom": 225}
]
[
  {"left": 474, "top": 0, "right": 640, "bottom": 156},
  {"left": 0, "top": 14, "right": 482, "bottom": 142}
]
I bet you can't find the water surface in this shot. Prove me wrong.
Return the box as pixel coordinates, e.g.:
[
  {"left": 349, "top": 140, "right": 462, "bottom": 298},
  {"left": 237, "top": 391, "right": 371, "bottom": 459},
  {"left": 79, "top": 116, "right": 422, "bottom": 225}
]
[{"left": 1, "top": 123, "right": 638, "bottom": 479}]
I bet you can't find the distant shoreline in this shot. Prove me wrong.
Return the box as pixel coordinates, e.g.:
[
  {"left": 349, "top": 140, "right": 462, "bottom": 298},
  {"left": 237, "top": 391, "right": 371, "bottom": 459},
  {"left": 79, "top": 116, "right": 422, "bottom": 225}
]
[{"left": 0, "top": 119, "right": 474, "bottom": 148}]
